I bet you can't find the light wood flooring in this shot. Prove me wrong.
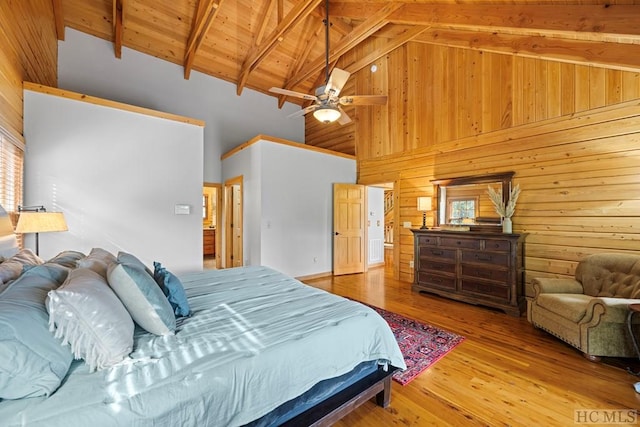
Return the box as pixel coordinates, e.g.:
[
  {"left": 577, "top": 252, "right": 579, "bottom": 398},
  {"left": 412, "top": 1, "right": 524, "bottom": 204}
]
[{"left": 303, "top": 267, "right": 640, "bottom": 426}]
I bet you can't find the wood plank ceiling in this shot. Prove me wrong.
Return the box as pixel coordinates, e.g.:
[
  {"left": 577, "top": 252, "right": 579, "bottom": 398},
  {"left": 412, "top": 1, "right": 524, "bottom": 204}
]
[{"left": 57, "top": 0, "right": 640, "bottom": 109}]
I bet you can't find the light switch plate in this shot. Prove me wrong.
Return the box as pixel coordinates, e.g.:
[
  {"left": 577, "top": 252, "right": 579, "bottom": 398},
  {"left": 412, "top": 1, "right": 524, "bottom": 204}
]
[
  {"left": 174, "top": 204, "right": 191, "bottom": 215},
  {"left": 403, "top": 221, "right": 412, "bottom": 228}
]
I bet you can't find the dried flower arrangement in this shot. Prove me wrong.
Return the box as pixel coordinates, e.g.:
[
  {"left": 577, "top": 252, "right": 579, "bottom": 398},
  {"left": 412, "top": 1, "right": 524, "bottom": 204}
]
[{"left": 487, "top": 183, "right": 521, "bottom": 219}]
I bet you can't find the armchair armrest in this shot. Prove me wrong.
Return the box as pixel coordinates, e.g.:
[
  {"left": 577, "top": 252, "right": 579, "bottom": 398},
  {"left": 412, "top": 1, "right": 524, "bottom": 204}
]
[
  {"left": 584, "top": 298, "right": 640, "bottom": 324},
  {"left": 532, "top": 277, "right": 583, "bottom": 298}
]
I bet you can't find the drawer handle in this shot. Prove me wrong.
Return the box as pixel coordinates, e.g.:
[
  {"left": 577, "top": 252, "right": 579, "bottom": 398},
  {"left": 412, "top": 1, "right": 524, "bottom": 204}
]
[
  {"left": 431, "top": 250, "right": 444, "bottom": 256},
  {"left": 476, "top": 270, "right": 492, "bottom": 278},
  {"left": 475, "top": 254, "right": 492, "bottom": 261}
]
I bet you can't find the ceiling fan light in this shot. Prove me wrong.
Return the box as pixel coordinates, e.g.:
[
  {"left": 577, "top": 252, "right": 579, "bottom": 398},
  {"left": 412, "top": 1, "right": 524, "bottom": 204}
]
[{"left": 313, "top": 106, "right": 341, "bottom": 123}]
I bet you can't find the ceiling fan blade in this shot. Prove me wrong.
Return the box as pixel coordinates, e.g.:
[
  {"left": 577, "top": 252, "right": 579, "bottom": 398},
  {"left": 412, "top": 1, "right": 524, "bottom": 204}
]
[
  {"left": 339, "top": 95, "right": 388, "bottom": 106},
  {"left": 324, "top": 68, "right": 351, "bottom": 97},
  {"left": 287, "top": 104, "right": 318, "bottom": 118},
  {"left": 269, "top": 87, "right": 318, "bottom": 102},
  {"left": 337, "top": 107, "right": 352, "bottom": 125}
]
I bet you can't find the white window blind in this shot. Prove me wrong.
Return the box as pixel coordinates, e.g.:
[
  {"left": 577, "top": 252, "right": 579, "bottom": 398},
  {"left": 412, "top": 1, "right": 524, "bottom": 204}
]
[{"left": 0, "top": 126, "right": 24, "bottom": 226}]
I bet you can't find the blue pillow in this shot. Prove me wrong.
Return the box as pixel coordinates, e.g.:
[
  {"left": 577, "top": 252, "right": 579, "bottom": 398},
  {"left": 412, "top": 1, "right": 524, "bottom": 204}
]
[
  {"left": 153, "top": 261, "right": 190, "bottom": 317},
  {"left": 107, "top": 256, "right": 176, "bottom": 336},
  {"left": 0, "top": 264, "right": 73, "bottom": 399}
]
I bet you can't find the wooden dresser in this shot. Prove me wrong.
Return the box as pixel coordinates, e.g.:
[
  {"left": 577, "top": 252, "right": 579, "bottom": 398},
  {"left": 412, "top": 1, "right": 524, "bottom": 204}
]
[
  {"left": 412, "top": 229, "right": 525, "bottom": 316},
  {"left": 203, "top": 228, "right": 216, "bottom": 256}
]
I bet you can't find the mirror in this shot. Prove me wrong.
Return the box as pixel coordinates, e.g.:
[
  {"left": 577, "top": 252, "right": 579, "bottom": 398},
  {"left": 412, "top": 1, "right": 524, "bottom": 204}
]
[{"left": 431, "top": 172, "right": 514, "bottom": 231}]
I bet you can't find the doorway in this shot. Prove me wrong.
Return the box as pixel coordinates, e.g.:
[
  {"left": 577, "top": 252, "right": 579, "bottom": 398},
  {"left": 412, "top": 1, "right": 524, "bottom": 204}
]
[
  {"left": 203, "top": 183, "right": 222, "bottom": 269},
  {"left": 224, "top": 176, "right": 243, "bottom": 268},
  {"left": 367, "top": 182, "right": 395, "bottom": 272}
]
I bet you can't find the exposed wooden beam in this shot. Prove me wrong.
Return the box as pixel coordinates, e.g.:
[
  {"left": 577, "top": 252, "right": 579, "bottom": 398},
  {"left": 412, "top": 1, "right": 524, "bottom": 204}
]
[
  {"left": 112, "top": 0, "right": 123, "bottom": 59},
  {"left": 285, "top": 2, "right": 402, "bottom": 93},
  {"left": 330, "top": 3, "right": 640, "bottom": 43},
  {"left": 414, "top": 28, "right": 640, "bottom": 73},
  {"left": 278, "top": 21, "right": 325, "bottom": 108},
  {"left": 51, "top": 0, "right": 65, "bottom": 41},
  {"left": 236, "top": 0, "right": 323, "bottom": 95},
  {"left": 311, "top": 6, "right": 352, "bottom": 37},
  {"left": 184, "top": 0, "right": 225, "bottom": 79},
  {"left": 254, "top": 0, "right": 277, "bottom": 47}
]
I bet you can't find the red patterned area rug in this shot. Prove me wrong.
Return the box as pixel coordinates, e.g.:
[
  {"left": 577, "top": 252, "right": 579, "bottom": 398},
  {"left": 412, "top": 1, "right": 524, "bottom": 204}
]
[{"left": 365, "top": 303, "right": 465, "bottom": 386}]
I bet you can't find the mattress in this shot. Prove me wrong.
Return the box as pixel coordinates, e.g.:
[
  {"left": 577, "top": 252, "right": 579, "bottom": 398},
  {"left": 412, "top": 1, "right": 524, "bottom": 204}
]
[{"left": 0, "top": 266, "right": 405, "bottom": 426}]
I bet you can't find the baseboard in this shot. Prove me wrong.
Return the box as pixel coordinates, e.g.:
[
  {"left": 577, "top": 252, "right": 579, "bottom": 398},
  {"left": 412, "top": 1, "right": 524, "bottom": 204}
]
[
  {"left": 296, "top": 271, "right": 333, "bottom": 281},
  {"left": 368, "top": 262, "right": 385, "bottom": 269}
]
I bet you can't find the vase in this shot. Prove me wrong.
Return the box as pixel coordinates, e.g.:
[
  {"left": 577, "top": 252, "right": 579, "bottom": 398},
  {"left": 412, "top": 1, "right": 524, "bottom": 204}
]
[{"left": 502, "top": 217, "right": 512, "bottom": 234}]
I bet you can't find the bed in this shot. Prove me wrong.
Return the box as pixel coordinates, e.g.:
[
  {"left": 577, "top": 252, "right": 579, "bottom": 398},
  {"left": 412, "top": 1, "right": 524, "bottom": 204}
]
[{"left": 0, "top": 231, "right": 406, "bottom": 426}]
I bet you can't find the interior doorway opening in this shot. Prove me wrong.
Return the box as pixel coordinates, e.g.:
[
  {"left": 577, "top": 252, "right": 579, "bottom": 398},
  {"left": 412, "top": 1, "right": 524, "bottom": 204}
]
[
  {"left": 203, "top": 183, "right": 222, "bottom": 270},
  {"left": 366, "top": 182, "right": 395, "bottom": 272}
]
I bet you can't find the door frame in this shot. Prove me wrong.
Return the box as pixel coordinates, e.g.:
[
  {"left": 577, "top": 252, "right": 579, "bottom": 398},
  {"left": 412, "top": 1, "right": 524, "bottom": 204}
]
[
  {"left": 203, "top": 182, "right": 222, "bottom": 269},
  {"left": 224, "top": 175, "right": 243, "bottom": 268},
  {"left": 359, "top": 179, "right": 401, "bottom": 280}
]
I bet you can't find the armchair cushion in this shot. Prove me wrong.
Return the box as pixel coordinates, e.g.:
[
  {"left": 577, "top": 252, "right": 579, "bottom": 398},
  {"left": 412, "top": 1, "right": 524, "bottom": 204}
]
[
  {"left": 535, "top": 294, "right": 592, "bottom": 323},
  {"left": 576, "top": 253, "right": 640, "bottom": 298}
]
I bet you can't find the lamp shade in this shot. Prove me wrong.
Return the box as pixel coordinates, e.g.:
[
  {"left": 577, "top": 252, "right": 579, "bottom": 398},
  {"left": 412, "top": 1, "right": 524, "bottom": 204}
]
[
  {"left": 417, "top": 197, "right": 432, "bottom": 212},
  {"left": 313, "top": 106, "right": 341, "bottom": 123},
  {"left": 15, "top": 212, "right": 68, "bottom": 233}
]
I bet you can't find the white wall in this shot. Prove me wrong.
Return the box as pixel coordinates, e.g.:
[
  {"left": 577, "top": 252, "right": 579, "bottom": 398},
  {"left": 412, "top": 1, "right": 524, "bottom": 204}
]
[
  {"left": 23, "top": 90, "right": 204, "bottom": 273},
  {"left": 367, "top": 186, "right": 384, "bottom": 265},
  {"left": 57, "top": 29, "right": 304, "bottom": 183},
  {"left": 222, "top": 139, "right": 356, "bottom": 277}
]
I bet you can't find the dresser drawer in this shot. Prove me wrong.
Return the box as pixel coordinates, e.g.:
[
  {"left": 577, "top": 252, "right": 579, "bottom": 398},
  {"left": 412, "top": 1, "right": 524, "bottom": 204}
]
[
  {"left": 461, "top": 264, "right": 508, "bottom": 282},
  {"left": 418, "top": 235, "right": 438, "bottom": 246},
  {"left": 417, "top": 272, "right": 456, "bottom": 291},
  {"left": 440, "top": 237, "right": 480, "bottom": 250},
  {"left": 420, "top": 259, "right": 456, "bottom": 274},
  {"left": 461, "top": 250, "right": 509, "bottom": 266},
  {"left": 483, "top": 239, "right": 511, "bottom": 252},
  {"left": 419, "top": 247, "right": 456, "bottom": 260},
  {"left": 461, "top": 279, "right": 510, "bottom": 300}
]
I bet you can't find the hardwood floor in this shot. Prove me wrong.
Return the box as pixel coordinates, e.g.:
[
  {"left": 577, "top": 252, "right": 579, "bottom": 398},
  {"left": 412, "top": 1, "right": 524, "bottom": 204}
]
[{"left": 303, "top": 267, "right": 640, "bottom": 426}]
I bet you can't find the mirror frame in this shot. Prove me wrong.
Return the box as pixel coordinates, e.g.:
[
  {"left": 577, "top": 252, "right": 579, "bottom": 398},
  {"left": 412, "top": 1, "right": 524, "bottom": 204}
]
[{"left": 431, "top": 171, "right": 515, "bottom": 232}]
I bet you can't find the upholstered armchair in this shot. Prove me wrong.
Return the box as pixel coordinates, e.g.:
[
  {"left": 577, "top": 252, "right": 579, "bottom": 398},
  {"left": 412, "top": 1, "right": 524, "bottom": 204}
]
[{"left": 527, "top": 253, "right": 640, "bottom": 360}]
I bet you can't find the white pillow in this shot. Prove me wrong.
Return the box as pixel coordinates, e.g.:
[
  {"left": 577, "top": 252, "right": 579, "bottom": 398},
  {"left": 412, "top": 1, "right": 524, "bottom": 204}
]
[
  {"left": 107, "top": 261, "right": 176, "bottom": 335},
  {"left": 47, "top": 268, "right": 134, "bottom": 372}
]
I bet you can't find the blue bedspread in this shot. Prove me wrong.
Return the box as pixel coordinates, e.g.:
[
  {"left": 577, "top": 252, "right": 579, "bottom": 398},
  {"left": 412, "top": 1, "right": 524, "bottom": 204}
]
[{"left": 1, "top": 266, "right": 405, "bottom": 426}]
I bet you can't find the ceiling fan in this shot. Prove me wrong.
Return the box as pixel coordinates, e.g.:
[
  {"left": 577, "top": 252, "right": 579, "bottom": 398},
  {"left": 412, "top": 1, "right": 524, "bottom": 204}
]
[{"left": 269, "top": 0, "right": 387, "bottom": 125}]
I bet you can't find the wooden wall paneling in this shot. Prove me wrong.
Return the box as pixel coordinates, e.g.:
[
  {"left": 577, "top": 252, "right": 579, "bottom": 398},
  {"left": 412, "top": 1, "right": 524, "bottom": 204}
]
[
  {"left": 0, "top": 0, "right": 57, "bottom": 139},
  {"left": 358, "top": 98, "right": 640, "bottom": 290},
  {"left": 574, "top": 64, "right": 591, "bottom": 112},
  {"left": 547, "top": 61, "right": 561, "bottom": 118},
  {"left": 621, "top": 71, "right": 640, "bottom": 101},
  {"left": 560, "top": 62, "right": 576, "bottom": 116},
  {"left": 511, "top": 56, "right": 524, "bottom": 127},
  {"left": 521, "top": 57, "right": 537, "bottom": 126},
  {"left": 534, "top": 58, "right": 548, "bottom": 122},
  {"left": 589, "top": 67, "right": 606, "bottom": 109},
  {"left": 606, "top": 69, "right": 623, "bottom": 105},
  {"left": 498, "top": 54, "right": 512, "bottom": 129},
  {"left": 405, "top": 43, "right": 424, "bottom": 154}
]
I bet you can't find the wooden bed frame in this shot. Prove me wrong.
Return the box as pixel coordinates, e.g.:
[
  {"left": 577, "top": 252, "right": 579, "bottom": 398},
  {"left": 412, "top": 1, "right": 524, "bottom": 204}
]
[{"left": 282, "top": 366, "right": 399, "bottom": 426}]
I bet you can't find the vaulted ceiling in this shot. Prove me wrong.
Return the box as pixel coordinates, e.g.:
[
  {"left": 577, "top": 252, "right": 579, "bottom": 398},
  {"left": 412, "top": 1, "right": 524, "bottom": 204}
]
[{"left": 54, "top": 0, "right": 640, "bottom": 108}]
